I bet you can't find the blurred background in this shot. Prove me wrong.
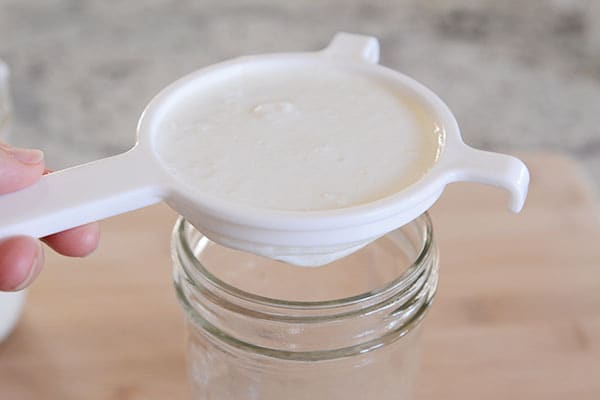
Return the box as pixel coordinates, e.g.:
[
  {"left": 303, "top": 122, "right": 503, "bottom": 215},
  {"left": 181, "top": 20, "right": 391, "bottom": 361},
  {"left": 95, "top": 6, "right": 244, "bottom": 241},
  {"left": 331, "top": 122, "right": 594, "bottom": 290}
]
[{"left": 0, "top": 0, "right": 599, "bottom": 183}]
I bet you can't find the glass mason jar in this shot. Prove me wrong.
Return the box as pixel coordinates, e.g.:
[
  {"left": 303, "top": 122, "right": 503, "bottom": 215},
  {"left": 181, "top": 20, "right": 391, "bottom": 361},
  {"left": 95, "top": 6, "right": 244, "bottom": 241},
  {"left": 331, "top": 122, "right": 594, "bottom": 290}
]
[
  {"left": 0, "top": 60, "right": 13, "bottom": 141},
  {"left": 172, "top": 213, "right": 439, "bottom": 400},
  {"left": 0, "top": 60, "right": 28, "bottom": 343}
]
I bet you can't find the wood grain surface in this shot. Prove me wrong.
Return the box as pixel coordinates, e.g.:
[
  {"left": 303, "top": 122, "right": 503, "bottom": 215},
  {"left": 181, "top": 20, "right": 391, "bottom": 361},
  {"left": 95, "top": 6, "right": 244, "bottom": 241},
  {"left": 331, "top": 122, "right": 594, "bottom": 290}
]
[{"left": 0, "top": 153, "right": 599, "bottom": 399}]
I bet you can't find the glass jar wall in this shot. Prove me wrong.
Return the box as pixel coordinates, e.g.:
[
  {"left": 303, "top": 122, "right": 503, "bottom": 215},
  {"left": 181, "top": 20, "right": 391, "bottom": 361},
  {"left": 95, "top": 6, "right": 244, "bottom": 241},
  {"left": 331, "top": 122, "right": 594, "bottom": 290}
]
[{"left": 172, "top": 214, "right": 439, "bottom": 400}]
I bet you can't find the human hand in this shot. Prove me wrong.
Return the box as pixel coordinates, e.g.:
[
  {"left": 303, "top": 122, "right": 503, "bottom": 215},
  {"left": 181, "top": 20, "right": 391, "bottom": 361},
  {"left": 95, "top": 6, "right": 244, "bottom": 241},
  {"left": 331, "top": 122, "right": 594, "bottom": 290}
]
[{"left": 0, "top": 142, "right": 100, "bottom": 291}]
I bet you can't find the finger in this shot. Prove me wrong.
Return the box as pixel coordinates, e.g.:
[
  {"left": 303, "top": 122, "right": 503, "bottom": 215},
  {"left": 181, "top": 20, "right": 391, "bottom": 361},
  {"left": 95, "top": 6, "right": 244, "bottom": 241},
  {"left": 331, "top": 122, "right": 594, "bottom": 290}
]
[
  {"left": 40, "top": 169, "right": 101, "bottom": 257},
  {"left": 0, "top": 236, "right": 44, "bottom": 291},
  {"left": 42, "top": 222, "right": 100, "bottom": 257},
  {"left": 0, "top": 141, "right": 45, "bottom": 194}
]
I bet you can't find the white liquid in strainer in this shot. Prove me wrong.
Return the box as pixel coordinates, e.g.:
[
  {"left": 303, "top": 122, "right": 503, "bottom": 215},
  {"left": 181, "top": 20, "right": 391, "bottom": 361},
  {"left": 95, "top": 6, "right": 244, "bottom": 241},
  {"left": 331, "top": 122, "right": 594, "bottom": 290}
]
[{"left": 156, "top": 63, "right": 442, "bottom": 211}]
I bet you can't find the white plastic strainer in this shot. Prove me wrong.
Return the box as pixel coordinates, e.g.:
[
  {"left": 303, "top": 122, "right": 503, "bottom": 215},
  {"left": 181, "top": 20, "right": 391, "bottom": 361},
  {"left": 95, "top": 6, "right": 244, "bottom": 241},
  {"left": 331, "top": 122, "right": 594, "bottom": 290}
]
[{"left": 0, "top": 33, "right": 529, "bottom": 266}]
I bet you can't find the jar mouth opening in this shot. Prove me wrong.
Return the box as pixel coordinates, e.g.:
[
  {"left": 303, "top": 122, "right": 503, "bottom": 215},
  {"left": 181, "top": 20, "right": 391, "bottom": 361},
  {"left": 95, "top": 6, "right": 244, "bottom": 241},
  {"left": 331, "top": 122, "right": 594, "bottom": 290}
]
[{"left": 175, "top": 213, "right": 434, "bottom": 311}]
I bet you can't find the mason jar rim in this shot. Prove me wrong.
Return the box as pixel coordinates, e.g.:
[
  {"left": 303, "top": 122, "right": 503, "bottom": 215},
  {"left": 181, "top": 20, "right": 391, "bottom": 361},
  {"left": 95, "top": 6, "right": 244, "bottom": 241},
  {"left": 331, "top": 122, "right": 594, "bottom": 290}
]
[
  {"left": 173, "top": 213, "right": 438, "bottom": 360},
  {"left": 174, "top": 213, "right": 434, "bottom": 312}
]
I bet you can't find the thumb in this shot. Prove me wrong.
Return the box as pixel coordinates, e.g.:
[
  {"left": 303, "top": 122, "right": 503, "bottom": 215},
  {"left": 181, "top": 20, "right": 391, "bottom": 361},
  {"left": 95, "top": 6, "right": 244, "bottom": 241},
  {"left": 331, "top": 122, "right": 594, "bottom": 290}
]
[{"left": 0, "top": 141, "right": 45, "bottom": 194}]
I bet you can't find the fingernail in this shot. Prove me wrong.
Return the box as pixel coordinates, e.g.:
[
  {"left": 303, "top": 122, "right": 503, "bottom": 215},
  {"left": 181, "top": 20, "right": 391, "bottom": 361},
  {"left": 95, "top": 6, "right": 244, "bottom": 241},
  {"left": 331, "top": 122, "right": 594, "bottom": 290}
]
[
  {"left": 11, "top": 147, "right": 44, "bottom": 165},
  {"left": 0, "top": 141, "right": 44, "bottom": 165},
  {"left": 14, "top": 241, "right": 44, "bottom": 291}
]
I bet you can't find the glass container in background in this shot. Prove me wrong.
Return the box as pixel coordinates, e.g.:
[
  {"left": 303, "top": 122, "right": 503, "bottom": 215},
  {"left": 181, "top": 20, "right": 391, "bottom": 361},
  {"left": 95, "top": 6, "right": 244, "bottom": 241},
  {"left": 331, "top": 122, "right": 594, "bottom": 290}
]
[
  {"left": 172, "top": 213, "right": 439, "bottom": 400},
  {"left": 0, "top": 60, "right": 28, "bottom": 342},
  {"left": 0, "top": 60, "right": 12, "bottom": 141}
]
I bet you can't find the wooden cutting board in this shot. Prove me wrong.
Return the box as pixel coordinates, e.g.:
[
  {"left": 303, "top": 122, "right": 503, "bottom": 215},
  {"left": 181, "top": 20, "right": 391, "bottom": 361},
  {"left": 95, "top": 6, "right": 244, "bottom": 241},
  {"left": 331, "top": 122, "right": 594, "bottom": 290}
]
[{"left": 0, "top": 153, "right": 599, "bottom": 399}]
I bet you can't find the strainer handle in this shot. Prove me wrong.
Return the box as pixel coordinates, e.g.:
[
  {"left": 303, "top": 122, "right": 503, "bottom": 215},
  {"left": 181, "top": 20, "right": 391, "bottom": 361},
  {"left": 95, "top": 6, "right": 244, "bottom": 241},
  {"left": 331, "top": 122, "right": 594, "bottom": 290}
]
[
  {"left": 443, "top": 146, "right": 530, "bottom": 212},
  {"left": 321, "top": 32, "right": 380, "bottom": 64},
  {"left": 0, "top": 148, "right": 165, "bottom": 240}
]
